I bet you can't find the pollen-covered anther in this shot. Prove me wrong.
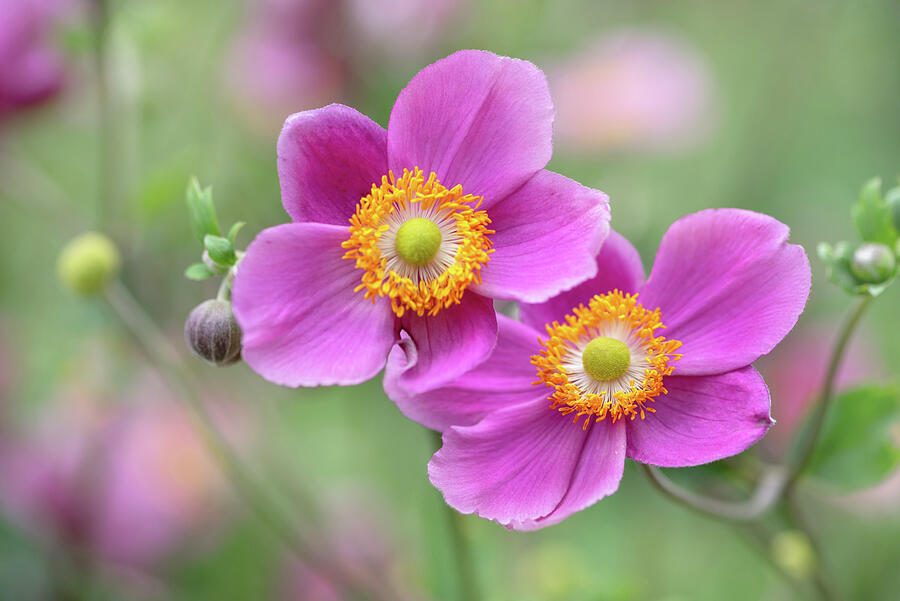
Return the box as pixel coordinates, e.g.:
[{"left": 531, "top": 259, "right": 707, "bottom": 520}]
[
  {"left": 342, "top": 168, "right": 494, "bottom": 318},
  {"left": 531, "top": 290, "right": 683, "bottom": 429}
]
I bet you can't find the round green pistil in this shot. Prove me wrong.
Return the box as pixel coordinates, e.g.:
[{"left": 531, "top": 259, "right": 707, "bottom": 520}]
[
  {"left": 395, "top": 217, "right": 442, "bottom": 266},
  {"left": 582, "top": 337, "right": 630, "bottom": 381}
]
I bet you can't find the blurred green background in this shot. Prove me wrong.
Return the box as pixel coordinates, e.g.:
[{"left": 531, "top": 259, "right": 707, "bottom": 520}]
[{"left": 1, "top": 0, "right": 899, "bottom": 599}]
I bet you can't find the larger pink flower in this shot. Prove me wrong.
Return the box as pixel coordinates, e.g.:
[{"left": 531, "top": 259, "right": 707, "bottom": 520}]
[
  {"left": 233, "top": 50, "right": 610, "bottom": 393},
  {"left": 396, "top": 209, "right": 810, "bottom": 529},
  {"left": 0, "top": 0, "right": 63, "bottom": 121}
]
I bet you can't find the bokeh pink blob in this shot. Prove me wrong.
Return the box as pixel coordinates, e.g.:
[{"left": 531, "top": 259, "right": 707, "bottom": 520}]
[{"left": 552, "top": 29, "right": 716, "bottom": 154}]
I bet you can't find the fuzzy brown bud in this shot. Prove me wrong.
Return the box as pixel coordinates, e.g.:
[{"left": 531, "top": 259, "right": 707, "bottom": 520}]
[{"left": 184, "top": 299, "right": 242, "bottom": 366}]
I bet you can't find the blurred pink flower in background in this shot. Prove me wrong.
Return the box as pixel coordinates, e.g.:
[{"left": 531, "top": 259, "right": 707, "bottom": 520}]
[
  {"left": 757, "top": 325, "right": 883, "bottom": 461},
  {"left": 0, "top": 0, "right": 64, "bottom": 122},
  {"left": 225, "top": 0, "right": 460, "bottom": 135},
  {"left": 225, "top": 0, "right": 346, "bottom": 133},
  {"left": 278, "top": 487, "right": 417, "bottom": 601},
  {"left": 551, "top": 28, "right": 716, "bottom": 154},
  {"left": 0, "top": 372, "right": 235, "bottom": 569}
]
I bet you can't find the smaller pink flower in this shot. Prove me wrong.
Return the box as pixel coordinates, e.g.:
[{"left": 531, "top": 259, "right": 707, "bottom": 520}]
[
  {"left": 0, "top": 0, "right": 64, "bottom": 121},
  {"left": 552, "top": 29, "right": 715, "bottom": 154},
  {"left": 392, "top": 209, "right": 811, "bottom": 529}
]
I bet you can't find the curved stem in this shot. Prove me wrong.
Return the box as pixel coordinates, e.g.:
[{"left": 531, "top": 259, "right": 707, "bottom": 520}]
[
  {"left": 786, "top": 296, "right": 872, "bottom": 490},
  {"left": 429, "top": 430, "right": 479, "bottom": 601},
  {"left": 104, "top": 282, "right": 415, "bottom": 601},
  {"left": 640, "top": 463, "right": 787, "bottom": 522}
]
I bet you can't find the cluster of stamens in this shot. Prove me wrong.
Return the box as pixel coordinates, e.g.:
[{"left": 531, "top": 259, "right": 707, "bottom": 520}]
[
  {"left": 531, "top": 290, "right": 683, "bottom": 428},
  {"left": 342, "top": 168, "right": 493, "bottom": 318}
]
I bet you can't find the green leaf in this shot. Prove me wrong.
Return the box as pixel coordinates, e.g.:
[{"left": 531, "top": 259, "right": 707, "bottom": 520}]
[
  {"left": 204, "top": 234, "right": 236, "bottom": 267},
  {"left": 227, "top": 221, "right": 246, "bottom": 246},
  {"left": 809, "top": 384, "right": 900, "bottom": 491},
  {"left": 186, "top": 177, "right": 221, "bottom": 242},
  {"left": 852, "top": 178, "right": 899, "bottom": 246},
  {"left": 184, "top": 262, "right": 214, "bottom": 280}
]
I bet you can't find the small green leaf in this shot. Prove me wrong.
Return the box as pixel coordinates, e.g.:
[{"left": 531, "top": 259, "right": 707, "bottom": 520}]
[
  {"left": 185, "top": 262, "right": 214, "bottom": 280},
  {"left": 204, "top": 234, "right": 236, "bottom": 266},
  {"left": 227, "top": 221, "right": 246, "bottom": 246},
  {"left": 186, "top": 177, "right": 221, "bottom": 242},
  {"left": 809, "top": 384, "right": 900, "bottom": 491},
  {"left": 852, "top": 178, "right": 899, "bottom": 246}
]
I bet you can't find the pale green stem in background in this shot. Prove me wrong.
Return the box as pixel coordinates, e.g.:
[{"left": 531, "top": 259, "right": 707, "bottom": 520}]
[
  {"left": 92, "top": 0, "right": 114, "bottom": 231},
  {"left": 104, "top": 281, "right": 419, "bottom": 601},
  {"left": 429, "top": 430, "right": 479, "bottom": 601}
]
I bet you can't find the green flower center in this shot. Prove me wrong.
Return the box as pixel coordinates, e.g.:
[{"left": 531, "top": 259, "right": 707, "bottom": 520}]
[
  {"left": 581, "top": 336, "right": 631, "bottom": 381},
  {"left": 395, "top": 217, "right": 442, "bottom": 266}
]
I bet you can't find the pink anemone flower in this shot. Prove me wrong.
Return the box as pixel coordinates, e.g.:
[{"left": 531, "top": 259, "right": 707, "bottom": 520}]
[
  {"left": 395, "top": 209, "right": 810, "bottom": 529},
  {"left": 0, "top": 0, "right": 64, "bottom": 121},
  {"left": 233, "top": 50, "right": 610, "bottom": 393}
]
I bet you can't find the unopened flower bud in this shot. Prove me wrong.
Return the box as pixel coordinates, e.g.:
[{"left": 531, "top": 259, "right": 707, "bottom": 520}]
[
  {"left": 771, "top": 530, "right": 815, "bottom": 580},
  {"left": 850, "top": 242, "right": 896, "bottom": 284},
  {"left": 57, "top": 232, "right": 121, "bottom": 295},
  {"left": 201, "top": 250, "right": 228, "bottom": 275},
  {"left": 185, "top": 300, "right": 242, "bottom": 366}
]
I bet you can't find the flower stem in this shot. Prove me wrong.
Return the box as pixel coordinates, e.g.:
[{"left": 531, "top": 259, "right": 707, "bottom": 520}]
[
  {"left": 429, "top": 430, "right": 479, "bottom": 601},
  {"left": 639, "top": 463, "right": 787, "bottom": 522},
  {"left": 104, "top": 282, "right": 414, "bottom": 601},
  {"left": 785, "top": 295, "right": 873, "bottom": 489},
  {"left": 92, "top": 0, "right": 114, "bottom": 231}
]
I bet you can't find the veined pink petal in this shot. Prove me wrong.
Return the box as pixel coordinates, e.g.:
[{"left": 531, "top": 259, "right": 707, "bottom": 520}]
[
  {"left": 233, "top": 222, "right": 397, "bottom": 387},
  {"left": 278, "top": 104, "right": 388, "bottom": 225},
  {"left": 473, "top": 170, "right": 610, "bottom": 303},
  {"left": 385, "top": 315, "right": 542, "bottom": 431},
  {"left": 387, "top": 50, "right": 553, "bottom": 209},
  {"left": 639, "top": 209, "right": 810, "bottom": 376},
  {"left": 626, "top": 366, "right": 773, "bottom": 467},
  {"left": 428, "top": 397, "right": 592, "bottom": 526},
  {"left": 384, "top": 292, "right": 497, "bottom": 396},
  {"left": 519, "top": 229, "right": 645, "bottom": 330}
]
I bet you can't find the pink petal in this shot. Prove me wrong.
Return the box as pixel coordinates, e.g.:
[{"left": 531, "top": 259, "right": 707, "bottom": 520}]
[
  {"left": 383, "top": 293, "right": 498, "bottom": 396},
  {"left": 519, "top": 229, "right": 645, "bottom": 331},
  {"left": 472, "top": 170, "right": 610, "bottom": 303},
  {"left": 232, "top": 223, "right": 396, "bottom": 386},
  {"left": 387, "top": 50, "right": 553, "bottom": 209},
  {"left": 277, "top": 104, "right": 388, "bottom": 226},
  {"left": 626, "top": 366, "right": 774, "bottom": 468},
  {"left": 385, "top": 315, "right": 543, "bottom": 431},
  {"left": 639, "top": 209, "right": 811, "bottom": 376},
  {"left": 511, "top": 418, "right": 626, "bottom": 530},
  {"left": 428, "top": 397, "right": 592, "bottom": 526}
]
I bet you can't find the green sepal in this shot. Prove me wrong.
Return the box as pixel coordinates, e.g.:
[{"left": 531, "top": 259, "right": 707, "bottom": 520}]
[
  {"left": 809, "top": 384, "right": 900, "bottom": 491},
  {"left": 204, "top": 234, "right": 237, "bottom": 267},
  {"left": 852, "top": 178, "right": 899, "bottom": 247},
  {"left": 885, "top": 184, "right": 900, "bottom": 234},
  {"left": 227, "top": 221, "right": 246, "bottom": 246},
  {"left": 185, "top": 262, "right": 215, "bottom": 280},
  {"left": 186, "top": 177, "right": 221, "bottom": 242}
]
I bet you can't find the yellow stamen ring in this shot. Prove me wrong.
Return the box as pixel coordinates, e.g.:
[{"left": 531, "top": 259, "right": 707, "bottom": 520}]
[
  {"left": 342, "top": 168, "right": 494, "bottom": 318},
  {"left": 531, "top": 290, "right": 683, "bottom": 428}
]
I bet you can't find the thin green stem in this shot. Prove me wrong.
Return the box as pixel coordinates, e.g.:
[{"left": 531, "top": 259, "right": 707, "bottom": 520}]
[
  {"left": 786, "top": 296, "right": 873, "bottom": 490},
  {"left": 92, "top": 0, "right": 114, "bottom": 231},
  {"left": 781, "top": 498, "right": 843, "bottom": 601},
  {"left": 639, "top": 463, "right": 787, "bottom": 522},
  {"left": 429, "top": 430, "right": 479, "bottom": 601},
  {"left": 104, "top": 282, "right": 414, "bottom": 601}
]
